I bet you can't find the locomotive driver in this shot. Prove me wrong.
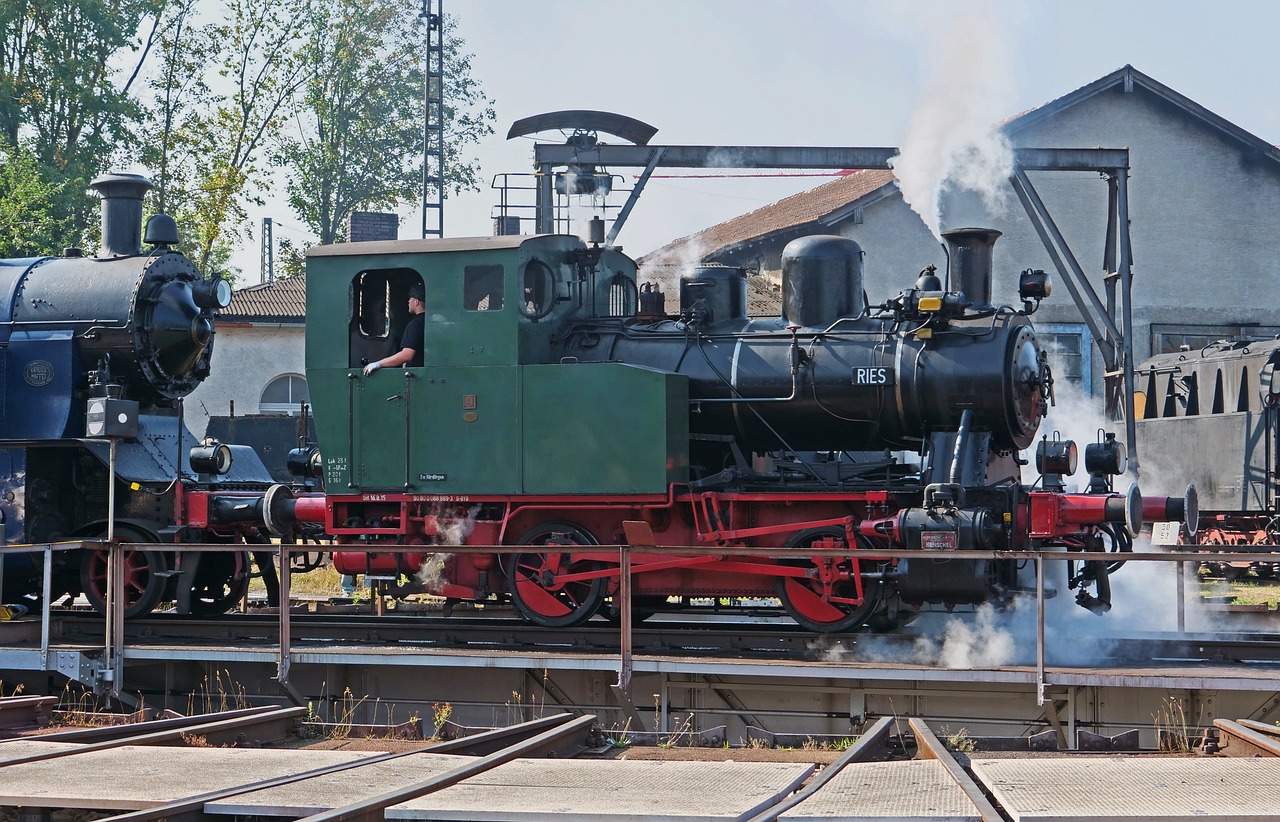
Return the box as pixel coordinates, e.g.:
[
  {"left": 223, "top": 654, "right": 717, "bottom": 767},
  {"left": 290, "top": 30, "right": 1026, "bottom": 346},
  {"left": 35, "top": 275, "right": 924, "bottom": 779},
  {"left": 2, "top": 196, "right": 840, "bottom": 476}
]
[{"left": 363, "top": 282, "right": 426, "bottom": 374}]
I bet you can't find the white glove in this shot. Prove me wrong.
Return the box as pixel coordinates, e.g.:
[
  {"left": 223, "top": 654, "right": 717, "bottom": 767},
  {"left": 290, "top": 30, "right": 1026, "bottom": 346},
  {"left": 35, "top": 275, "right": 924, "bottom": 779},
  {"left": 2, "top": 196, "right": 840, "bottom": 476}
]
[{"left": 362, "top": 361, "right": 382, "bottom": 376}]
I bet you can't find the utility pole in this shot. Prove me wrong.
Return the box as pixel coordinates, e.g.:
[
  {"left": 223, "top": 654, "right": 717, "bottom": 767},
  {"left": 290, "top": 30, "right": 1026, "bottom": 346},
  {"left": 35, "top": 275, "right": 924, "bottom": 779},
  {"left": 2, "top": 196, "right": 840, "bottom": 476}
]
[
  {"left": 261, "top": 217, "right": 274, "bottom": 282},
  {"left": 420, "top": 0, "right": 444, "bottom": 238}
]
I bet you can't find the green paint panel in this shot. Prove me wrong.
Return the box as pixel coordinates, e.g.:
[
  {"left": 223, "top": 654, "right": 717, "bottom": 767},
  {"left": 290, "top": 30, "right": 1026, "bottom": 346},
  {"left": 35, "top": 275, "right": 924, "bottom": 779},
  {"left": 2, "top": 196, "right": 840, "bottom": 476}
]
[
  {"left": 408, "top": 366, "right": 522, "bottom": 493},
  {"left": 313, "top": 366, "right": 521, "bottom": 493},
  {"left": 522, "top": 364, "right": 688, "bottom": 494}
]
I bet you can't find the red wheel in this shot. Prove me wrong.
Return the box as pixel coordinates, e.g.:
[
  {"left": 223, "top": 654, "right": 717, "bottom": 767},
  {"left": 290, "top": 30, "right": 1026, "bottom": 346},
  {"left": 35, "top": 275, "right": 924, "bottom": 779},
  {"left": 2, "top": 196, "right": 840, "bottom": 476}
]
[
  {"left": 776, "top": 528, "right": 885, "bottom": 633},
  {"left": 508, "top": 522, "right": 607, "bottom": 628},
  {"left": 79, "top": 526, "right": 168, "bottom": 618}
]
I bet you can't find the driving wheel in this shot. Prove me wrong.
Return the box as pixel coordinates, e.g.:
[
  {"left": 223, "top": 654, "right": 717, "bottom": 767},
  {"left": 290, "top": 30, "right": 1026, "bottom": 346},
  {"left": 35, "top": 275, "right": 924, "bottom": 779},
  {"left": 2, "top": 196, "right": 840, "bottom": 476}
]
[
  {"left": 79, "top": 525, "right": 168, "bottom": 618},
  {"left": 508, "top": 522, "right": 607, "bottom": 628},
  {"left": 776, "top": 527, "right": 885, "bottom": 633}
]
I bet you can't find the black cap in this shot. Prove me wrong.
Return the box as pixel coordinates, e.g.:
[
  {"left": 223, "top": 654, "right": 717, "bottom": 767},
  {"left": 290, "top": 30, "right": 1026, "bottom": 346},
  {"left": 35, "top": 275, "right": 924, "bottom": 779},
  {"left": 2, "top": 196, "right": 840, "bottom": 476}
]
[{"left": 409, "top": 283, "right": 425, "bottom": 302}]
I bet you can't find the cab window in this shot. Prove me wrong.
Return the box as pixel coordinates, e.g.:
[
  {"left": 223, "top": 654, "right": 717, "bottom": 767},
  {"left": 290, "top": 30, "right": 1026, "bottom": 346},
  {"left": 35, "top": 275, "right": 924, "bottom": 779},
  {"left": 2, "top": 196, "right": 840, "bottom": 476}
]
[
  {"left": 464, "top": 265, "right": 504, "bottom": 311},
  {"left": 349, "top": 268, "right": 422, "bottom": 368}
]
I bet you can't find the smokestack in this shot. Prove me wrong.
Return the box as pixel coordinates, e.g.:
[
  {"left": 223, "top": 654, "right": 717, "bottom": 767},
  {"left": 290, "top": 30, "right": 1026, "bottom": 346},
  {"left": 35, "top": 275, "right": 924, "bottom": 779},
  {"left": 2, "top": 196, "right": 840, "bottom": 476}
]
[
  {"left": 89, "top": 173, "right": 153, "bottom": 257},
  {"left": 942, "top": 227, "right": 1001, "bottom": 308}
]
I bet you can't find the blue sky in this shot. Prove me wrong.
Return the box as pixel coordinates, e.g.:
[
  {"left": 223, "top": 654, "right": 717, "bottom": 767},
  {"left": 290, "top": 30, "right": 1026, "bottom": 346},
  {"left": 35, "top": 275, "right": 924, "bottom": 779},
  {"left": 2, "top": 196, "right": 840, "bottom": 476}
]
[{"left": 243, "top": 0, "right": 1280, "bottom": 278}]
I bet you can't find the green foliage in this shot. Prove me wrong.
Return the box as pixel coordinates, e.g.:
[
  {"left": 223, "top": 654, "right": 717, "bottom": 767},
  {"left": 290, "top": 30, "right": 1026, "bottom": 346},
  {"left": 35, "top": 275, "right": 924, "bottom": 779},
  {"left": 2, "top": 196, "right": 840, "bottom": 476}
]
[
  {"left": 277, "top": 0, "right": 494, "bottom": 243},
  {"left": 0, "top": 0, "right": 163, "bottom": 249},
  {"left": 275, "top": 235, "right": 310, "bottom": 279},
  {"left": 0, "top": 0, "right": 494, "bottom": 270},
  {"left": 0, "top": 142, "right": 60, "bottom": 255},
  {"left": 137, "top": 0, "right": 310, "bottom": 277}
]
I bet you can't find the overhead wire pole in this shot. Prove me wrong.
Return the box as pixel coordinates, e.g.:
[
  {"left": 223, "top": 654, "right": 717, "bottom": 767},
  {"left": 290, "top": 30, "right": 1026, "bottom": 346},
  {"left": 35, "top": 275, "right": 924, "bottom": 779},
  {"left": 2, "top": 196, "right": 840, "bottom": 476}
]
[{"left": 420, "top": 0, "right": 444, "bottom": 238}]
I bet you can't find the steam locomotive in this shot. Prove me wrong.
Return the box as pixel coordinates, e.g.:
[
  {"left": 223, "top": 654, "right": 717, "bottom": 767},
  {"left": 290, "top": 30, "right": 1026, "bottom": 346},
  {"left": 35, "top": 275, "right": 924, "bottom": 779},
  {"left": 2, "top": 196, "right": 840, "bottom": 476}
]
[
  {"left": 1135, "top": 338, "right": 1280, "bottom": 575},
  {"left": 0, "top": 174, "right": 281, "bottom": 617},
  {"left": 258, "top": 223, "right": 1195, "bottom": 632}
]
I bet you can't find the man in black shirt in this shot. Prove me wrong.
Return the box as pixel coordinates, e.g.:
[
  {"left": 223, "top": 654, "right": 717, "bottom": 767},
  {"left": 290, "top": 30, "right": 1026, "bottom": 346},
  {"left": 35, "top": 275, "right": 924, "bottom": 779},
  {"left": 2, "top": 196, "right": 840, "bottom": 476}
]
[{"left": 363, "top": 282, "right": 425, "bottom": 374}]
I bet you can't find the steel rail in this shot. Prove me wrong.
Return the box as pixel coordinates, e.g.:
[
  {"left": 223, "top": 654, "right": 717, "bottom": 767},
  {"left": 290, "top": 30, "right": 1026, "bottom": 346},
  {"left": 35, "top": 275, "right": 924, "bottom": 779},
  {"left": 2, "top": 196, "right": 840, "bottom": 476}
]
[
  {"left": 96, "top": 713, "right": 581, "bottom": 822},
  {"left": 909, "top": 718, "right": 1004, "bottom": 822},
  {"left": 743, "top": 715, "right": 896, "bottom": 822},
  {"left": 0, "top": 707, "right": 306, "bottom": 767},
  {"left": 18, "top": 705, "right": 279, "bottom": 743},
  {"left": 48, "top": 614, "right": 1280, "bottom": 662},
  {"left": 1236, "top": 719, "right": 1280, "bottom": 738},
  {"left": 297, "top": 713, "right": 598, "bottom": 822},
  {"left": 0, "top": 695, "right": 57, "bottom": 730},
  {"left": 1214, "top": 718, "right": 1280, "bottom": 757}
]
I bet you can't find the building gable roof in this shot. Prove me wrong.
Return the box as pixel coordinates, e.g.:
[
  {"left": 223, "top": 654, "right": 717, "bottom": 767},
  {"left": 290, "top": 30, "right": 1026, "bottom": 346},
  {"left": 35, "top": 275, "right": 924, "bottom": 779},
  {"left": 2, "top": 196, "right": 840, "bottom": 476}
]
[
  {"left": 220, "top": 274, "right": 307, "bottom": 323},
  {"left": 1005, "top": 64, "right": 1280, "bottom": 167}
]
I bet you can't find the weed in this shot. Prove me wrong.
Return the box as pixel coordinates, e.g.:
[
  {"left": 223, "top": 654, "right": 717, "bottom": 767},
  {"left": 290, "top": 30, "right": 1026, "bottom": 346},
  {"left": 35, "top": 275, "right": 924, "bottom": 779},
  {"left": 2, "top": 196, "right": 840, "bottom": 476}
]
[
  {"left": 431, "top": 701, "right": 453, "bottom": 737},
  {"left": 328, "top": 687, "right": 366, "bottom": 741},
  {"left": 940, "top": 726, "right": 976, "bottom": 753},
  {"left": 0, "top": 681, "right": 25, "bottom": 697},
  {"left": 658, "top": 714, "right": 693, "bottom": 748},
  {"left": 180, "top": 732, "right": 213, "bottom": 747},
  {"left": 613, "top": 717, "right": 634, "bottom": 748},
  {"left": 746, "top": 737, "right": 771, "bottom": 750},
  {"left": 186, "top": 670, "right": 249, "bottom": 715},
  {"left": 1154, "top": 697, "right": 1193, "bottom": 753}
]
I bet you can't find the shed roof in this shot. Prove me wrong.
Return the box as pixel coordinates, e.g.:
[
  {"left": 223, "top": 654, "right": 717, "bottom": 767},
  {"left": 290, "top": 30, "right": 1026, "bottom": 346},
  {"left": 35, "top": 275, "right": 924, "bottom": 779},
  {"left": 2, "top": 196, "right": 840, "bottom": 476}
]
[
  {"left": 220, "top": 274, "right": 307, "bottom": 323},
  {"left": 637, "top": 169, "right": 896, "bottom": 268}
]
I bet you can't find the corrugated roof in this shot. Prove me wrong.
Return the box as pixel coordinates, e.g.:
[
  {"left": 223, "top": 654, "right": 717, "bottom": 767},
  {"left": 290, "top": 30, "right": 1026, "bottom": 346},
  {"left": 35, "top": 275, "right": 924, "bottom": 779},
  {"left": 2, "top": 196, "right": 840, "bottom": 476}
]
[
  {"left": 637, "top": 169, "right": 896, "bottom": 267},
  {"left": 220, "top": 274, "right": 307, "bottom": 323}
]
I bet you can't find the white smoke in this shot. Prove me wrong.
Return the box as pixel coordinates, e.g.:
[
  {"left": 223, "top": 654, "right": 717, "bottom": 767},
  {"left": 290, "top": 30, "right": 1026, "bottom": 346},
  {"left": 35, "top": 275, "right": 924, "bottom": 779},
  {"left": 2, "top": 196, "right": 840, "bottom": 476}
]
[
  {"left": 415, "top": 553, "right": 448, "bottom": 593},
  {"left": 1021, "top": 376, "right": 1121, "bottom": 491},
  {"left": 414, "top": 504, "right": 483, "bottom": 595},
  {"left": 888, "top": 0, "right": 1019, "bottom": 238}
]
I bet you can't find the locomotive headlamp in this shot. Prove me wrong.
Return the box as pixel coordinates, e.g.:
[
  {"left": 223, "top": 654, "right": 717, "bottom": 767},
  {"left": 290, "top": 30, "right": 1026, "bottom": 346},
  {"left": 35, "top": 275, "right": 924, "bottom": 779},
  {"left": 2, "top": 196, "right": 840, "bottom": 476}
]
[
  {"left": 1036, "top": 437, "right": 1078, "bottom": 476},
  {"left": 287, "top": 446, "right": 323, "bottom": 478},
  {"left": 85, "top": 397, "right": 139, "bottom": 439},
  {"left": 192, "top": 277, "right": 233, "bottom": 310},
  {"left": 1019, "top": 269, "right": 1052, "bottom": 301},
  {"left": 1085, "top": 432, "right": 1127, "bottom": 476},
  {"left": 190, "top": 439, "right": 233, "bottom": 475},
  {"left": 917, "top": 296, "right": 943, "bottom": 312}
]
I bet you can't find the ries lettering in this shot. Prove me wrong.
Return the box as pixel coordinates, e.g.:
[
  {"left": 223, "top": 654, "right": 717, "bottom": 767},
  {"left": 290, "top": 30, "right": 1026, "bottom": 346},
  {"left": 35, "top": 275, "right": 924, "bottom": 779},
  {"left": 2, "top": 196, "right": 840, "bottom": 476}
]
[{"left": 853, "top": 367, "right": 893, "bottom": 386}]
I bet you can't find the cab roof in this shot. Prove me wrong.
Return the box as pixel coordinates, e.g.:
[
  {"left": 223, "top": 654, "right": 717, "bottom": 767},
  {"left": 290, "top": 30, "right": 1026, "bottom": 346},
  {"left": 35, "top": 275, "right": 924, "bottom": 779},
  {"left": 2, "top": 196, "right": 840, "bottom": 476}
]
[{"left": 306, "top": 235, "right": 547, "bottom": 258}]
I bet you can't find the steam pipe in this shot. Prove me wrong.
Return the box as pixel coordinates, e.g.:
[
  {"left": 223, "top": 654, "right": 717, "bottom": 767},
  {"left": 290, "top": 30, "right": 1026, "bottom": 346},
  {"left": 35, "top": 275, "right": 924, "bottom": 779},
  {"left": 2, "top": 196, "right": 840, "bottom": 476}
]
[{"left": 949, "top": 408, "right": 973, "bottom": 486}]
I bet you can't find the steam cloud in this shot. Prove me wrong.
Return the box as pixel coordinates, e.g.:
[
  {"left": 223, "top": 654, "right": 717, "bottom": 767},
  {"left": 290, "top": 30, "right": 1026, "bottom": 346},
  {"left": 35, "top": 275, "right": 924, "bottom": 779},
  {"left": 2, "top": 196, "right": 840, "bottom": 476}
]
[{"left": 889, "top": 0, "right": 1018, "bottom": 238}]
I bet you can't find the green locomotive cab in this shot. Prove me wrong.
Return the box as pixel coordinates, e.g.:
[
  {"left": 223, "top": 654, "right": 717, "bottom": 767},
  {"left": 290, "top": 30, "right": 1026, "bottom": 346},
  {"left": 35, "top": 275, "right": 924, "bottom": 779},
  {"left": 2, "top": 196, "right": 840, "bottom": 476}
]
[{"left": 304, "top": 235, "right": 689, "bottom": 495}]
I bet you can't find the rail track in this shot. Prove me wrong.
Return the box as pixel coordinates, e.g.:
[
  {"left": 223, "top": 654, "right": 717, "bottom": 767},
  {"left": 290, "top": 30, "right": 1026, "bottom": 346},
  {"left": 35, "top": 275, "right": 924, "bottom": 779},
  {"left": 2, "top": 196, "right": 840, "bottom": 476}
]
[{"left": 43, "top": 610, "right": 1280, "bottom": 665}]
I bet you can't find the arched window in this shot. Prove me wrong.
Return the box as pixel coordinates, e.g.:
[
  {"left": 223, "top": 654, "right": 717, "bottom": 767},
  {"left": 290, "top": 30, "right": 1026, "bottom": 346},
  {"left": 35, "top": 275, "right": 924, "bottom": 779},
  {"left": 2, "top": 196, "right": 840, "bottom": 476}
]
[{"left": 260, "top": 374, "right": 310, "bottom": 415}]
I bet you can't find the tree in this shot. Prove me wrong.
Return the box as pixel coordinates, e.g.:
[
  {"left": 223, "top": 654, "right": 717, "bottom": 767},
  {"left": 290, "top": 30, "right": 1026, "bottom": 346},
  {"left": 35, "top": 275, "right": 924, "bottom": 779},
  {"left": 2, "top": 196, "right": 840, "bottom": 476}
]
[
  {"left": 278, "top": 0, "right": 493, "bottom": 243},
  {"left": 0, "top": 0, "right": 162, "bottom": 249},
  {"left": 141, "top": 0, "right": 311, "bottom": 276},
  {"left": 0, "top": 141, "right": 59, "bottom": 256}
]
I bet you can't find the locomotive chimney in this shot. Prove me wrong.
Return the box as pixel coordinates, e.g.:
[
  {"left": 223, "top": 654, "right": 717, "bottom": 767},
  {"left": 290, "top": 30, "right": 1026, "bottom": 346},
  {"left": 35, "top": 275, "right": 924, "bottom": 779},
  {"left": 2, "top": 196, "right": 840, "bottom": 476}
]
[
  {"left": 942, "top": 227, "right": 1001, "bottom": 308},
  {"left": 90, "top": 173, "right": 153, "bottom": 257}
]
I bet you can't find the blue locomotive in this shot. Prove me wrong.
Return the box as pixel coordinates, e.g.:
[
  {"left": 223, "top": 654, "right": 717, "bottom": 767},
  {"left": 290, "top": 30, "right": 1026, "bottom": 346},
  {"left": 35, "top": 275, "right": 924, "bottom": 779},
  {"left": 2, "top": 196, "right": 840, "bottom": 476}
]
[{"left": 0, "top": 174, "right": 279, "bottom": 616}]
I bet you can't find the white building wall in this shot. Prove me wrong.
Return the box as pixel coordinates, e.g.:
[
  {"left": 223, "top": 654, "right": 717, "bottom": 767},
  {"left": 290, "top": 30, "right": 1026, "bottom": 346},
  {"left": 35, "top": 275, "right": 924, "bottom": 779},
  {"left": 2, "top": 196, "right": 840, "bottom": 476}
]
[{"left": 183, "top": 324, "right": 306, "bottom": 437}]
